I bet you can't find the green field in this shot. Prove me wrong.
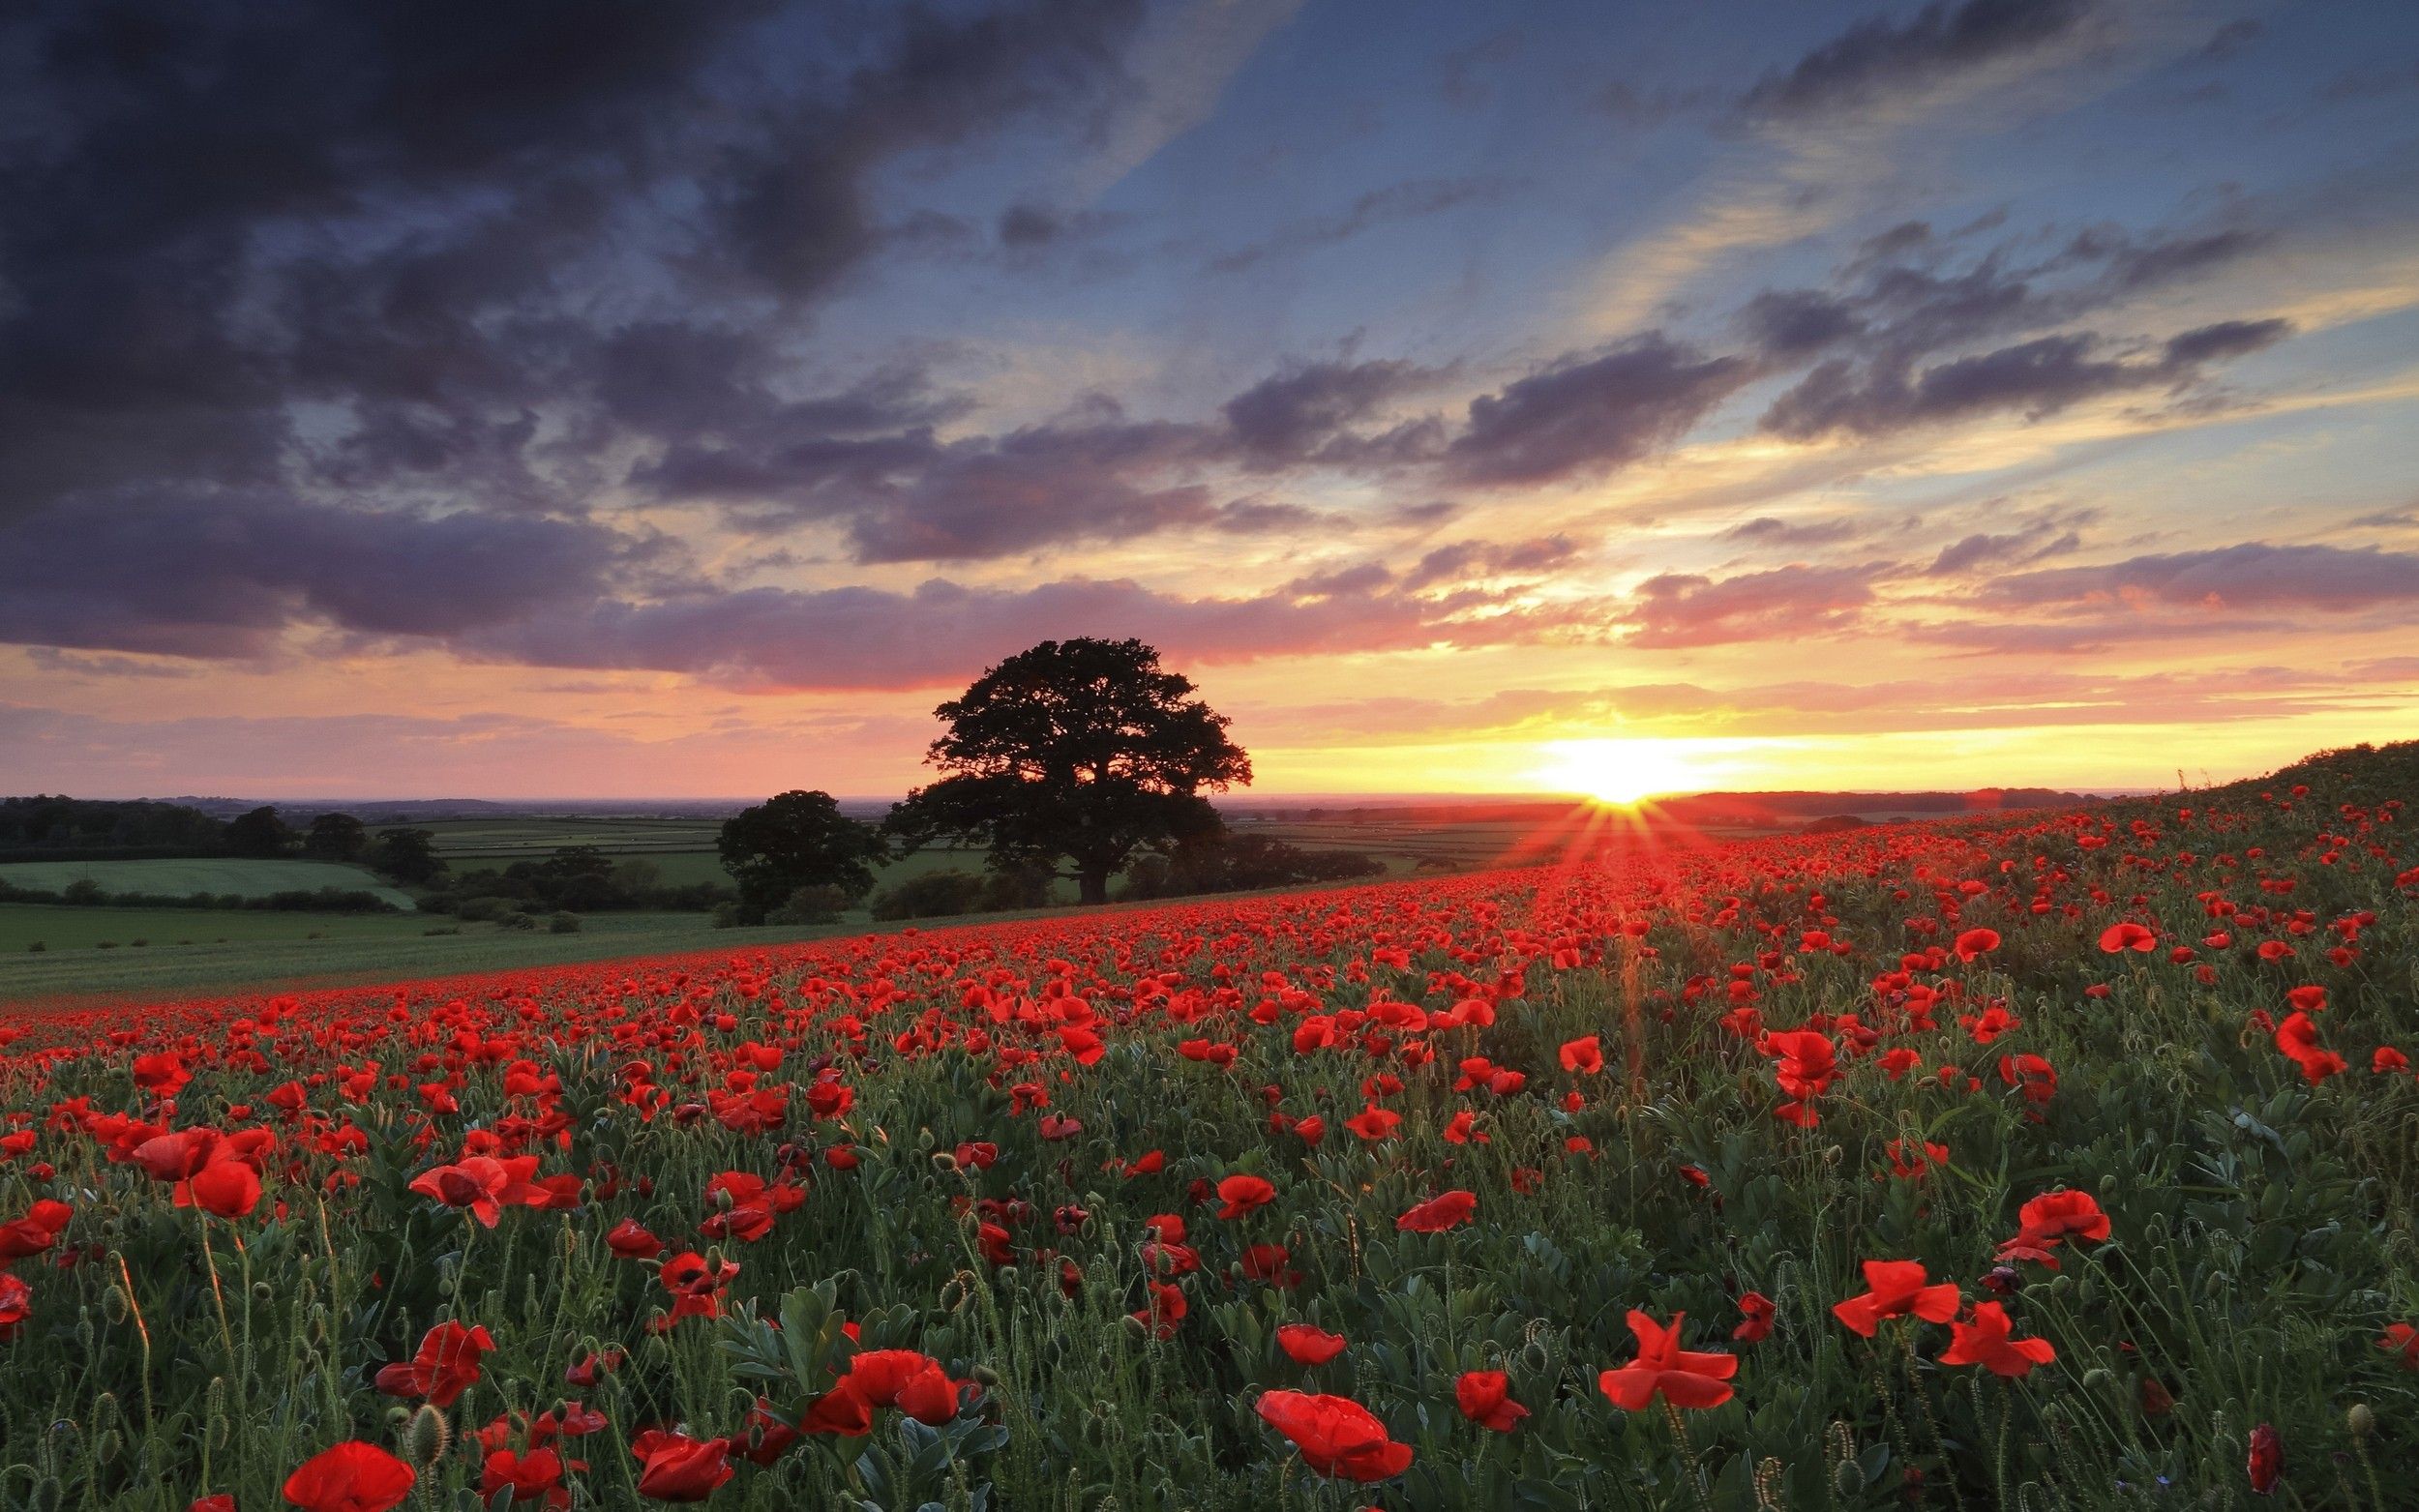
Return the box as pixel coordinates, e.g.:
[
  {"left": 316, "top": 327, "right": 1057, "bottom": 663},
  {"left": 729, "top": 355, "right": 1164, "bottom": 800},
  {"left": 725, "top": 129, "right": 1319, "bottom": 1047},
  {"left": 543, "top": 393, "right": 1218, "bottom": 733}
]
[
  {"left": 0, "top": 906, "right": 863, "bottom": 1004},
  {"left": 0, "top": 856, "right": 415, "bottom": 907},
  {"left": 0, "top": 819, "right": 1447, "bottom": 1005}
]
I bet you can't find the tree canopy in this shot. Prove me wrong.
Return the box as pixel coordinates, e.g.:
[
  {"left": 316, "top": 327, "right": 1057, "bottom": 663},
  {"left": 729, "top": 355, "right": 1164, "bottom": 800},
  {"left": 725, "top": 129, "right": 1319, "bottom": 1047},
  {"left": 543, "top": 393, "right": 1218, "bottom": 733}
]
[
  {"left": 717, "top": 790, "right": 888, "bottom": 923},
  {"left": 884, "top": 637, "right": 1251, "bottom": 904}
]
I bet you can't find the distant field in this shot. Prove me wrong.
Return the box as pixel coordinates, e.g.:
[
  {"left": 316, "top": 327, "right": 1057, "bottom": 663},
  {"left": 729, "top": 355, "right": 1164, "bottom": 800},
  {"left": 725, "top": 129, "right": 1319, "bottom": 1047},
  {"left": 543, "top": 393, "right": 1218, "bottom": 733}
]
[
  {"left": 0, "top": 907, "right": 841, "bottom": 1004},
  {"left": 0, "top": 857, "right": 415, "bottom": 908}
]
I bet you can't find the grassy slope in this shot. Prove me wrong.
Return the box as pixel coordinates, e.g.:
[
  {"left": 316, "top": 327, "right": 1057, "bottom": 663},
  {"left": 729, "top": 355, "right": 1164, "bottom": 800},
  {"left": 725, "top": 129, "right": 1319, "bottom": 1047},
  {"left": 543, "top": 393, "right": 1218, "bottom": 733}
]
[{"left": 0, "top": 856, "right": 415, "bottom": 908}]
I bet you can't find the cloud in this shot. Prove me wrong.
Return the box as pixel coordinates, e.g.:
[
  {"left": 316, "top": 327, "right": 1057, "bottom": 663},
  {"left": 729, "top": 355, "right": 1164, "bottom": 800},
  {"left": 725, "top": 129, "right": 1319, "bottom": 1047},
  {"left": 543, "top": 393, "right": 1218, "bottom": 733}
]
[
  {"left": 1219, "top": 359, "right": 1441, "bottom": 467},
  {"left": 1740, "top": 0, "right": 2100, "bottom": 121},
  {"left": 1619, "top": 562, "right": 1889, "bottom": 648},
  {"left": 1401, "top": 536, "right": 1579, "bottom": 591},
  {"left": 1447, "top": 337, "right": 1757, "bottom": 486},
  {"left": 1718, "top": 516, "right": 1871, "bottom": 548},
  {"left": 0, "top": 489, "right": 638, "bottom": 658},
  {"left": 0, "top": 0, "right": 1150, "bottom": 535},
  {"left": 1760, "top": 320, "right": 2292, "bottom": 440},
  {"left": 1979, "top": 543, "right": 2419, "bottom": 613},
  {"left": 472, "top": 571, "right": 1597, "bottom": 691},
  {"left": 1208, "top": 177, "right": 1511, "bottom": 274}
]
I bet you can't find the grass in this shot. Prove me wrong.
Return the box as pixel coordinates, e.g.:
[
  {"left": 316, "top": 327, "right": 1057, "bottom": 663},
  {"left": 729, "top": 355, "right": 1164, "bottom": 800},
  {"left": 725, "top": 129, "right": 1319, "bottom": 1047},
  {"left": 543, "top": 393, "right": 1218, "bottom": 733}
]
[
  {"left": 0, "top": 908, "right": 833, "bottom": 1005},
  {"left": 0, "top": 856, "right": 415, "bottom": 908}
]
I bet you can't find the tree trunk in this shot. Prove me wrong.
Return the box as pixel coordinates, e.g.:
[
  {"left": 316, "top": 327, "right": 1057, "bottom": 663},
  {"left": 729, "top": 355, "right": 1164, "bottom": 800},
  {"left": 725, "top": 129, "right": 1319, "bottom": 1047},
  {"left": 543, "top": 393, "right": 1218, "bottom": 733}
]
[{"left": 1077, "top": 865, "right": 1110, "bottom": 905}]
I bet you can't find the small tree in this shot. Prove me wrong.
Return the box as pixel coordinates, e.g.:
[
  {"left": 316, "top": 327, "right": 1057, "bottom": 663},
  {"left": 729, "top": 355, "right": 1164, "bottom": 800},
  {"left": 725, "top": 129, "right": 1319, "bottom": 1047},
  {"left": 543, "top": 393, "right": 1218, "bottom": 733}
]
[
  {"left": 369, "top": 828, "right": 448, "bottom": 886},
  {"left": 718, "top": 790, "right": 888, "bottom": 923},
  {"left": 224, "top": 806, "right": 294, "bottom": 858},
  {"left": 304, "top": 813, "right": 368, "bottom": 861},
  {"left": 884, "top": 637, "right": 1251, "bottom": 904}
]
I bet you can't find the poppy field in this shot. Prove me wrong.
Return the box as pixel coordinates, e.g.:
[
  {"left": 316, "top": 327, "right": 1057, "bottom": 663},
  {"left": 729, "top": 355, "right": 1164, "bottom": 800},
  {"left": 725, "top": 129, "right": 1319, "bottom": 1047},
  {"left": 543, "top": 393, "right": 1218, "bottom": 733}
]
[{"left": 0, "top": 743, "right": 2413, "bottom": 1510}]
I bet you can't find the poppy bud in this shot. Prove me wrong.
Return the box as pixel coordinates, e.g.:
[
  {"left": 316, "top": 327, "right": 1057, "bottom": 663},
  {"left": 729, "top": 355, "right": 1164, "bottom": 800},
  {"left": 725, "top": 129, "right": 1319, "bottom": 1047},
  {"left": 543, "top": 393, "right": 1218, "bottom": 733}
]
[
  {"left": 931, "top": 1152, "right": 959, "bottom": 1172},
  {"left": 402, "top": 1403, "right": 450, "bottom": 1468},
  {"left": 1120, "top": 1315, "right": 1149, "bottom": 1340},
  {"left": 1832, "top": 1459, "right": 1865, "bottom": 1496},
  {"left": 2247, "top": 1422, "right": 2282, "bottom": 1495},
  {"left": 2346, "top": 1404, "right": 2374, "bottom": 1439},
  {"left": 1520, "top": 1341, "right": 1549, "bottom": 1374},
  {"left": 971, "top": 1363, "right": 1001, "bottom": 1387},
  {"left": 252, "top": 1281, "right": 274, "bottom": 1303}
]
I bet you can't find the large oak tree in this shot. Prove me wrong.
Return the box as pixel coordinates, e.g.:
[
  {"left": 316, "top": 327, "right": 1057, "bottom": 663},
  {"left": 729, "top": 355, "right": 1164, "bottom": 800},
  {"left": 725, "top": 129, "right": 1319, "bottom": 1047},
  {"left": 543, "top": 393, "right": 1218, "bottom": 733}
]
[{"left": 885, "top": 638, "right": 1251, "bottom": 904}]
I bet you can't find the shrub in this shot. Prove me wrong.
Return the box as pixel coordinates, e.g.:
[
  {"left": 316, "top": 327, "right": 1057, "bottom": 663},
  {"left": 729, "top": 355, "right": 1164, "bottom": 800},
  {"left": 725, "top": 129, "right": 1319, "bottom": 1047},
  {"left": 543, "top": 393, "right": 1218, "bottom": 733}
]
[
  {"left": 765, "top": 884, "right": 852, "bottom": 926},
  {"left": 868, "top": 869, "right": 988, "bottom": 920},
  {"left": 548, "top": 911, "right": 582, "bottom": 934},
  {"left": 495, "top": 910, "right": 537, "bottom": 931}
]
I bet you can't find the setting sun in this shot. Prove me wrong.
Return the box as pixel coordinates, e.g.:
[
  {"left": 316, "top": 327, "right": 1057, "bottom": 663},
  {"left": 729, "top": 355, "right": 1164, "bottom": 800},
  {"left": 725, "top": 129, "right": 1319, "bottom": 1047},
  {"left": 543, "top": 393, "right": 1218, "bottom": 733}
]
[{"left": 1528, "top": 737, "right": 1730, "bottom": 805}]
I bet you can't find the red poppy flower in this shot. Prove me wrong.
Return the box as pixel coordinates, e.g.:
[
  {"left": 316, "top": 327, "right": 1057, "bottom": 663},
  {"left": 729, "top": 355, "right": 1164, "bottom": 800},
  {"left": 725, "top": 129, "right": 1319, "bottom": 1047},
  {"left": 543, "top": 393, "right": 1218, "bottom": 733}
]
[
  {"left": 1831, "top": 1260, "right": 1960, "bottom": 1336},
  {"left": 1132, "top": 1280, "right": 1187, "bottom": 1339},
  {"left": 1454, "top": 1370, "right": 1528, "bottom": 1432},
  {"left": 2000, "top": 1189, "right": 2111, "bottom": 1264},
  {"left": 1394, "top": 1190, "right": 1477, "bottom": 1233},
  {"left": 282, "top": 1441, "right": 415, "bottom": 1512},
  {"left": 0, "top": 1199, "right": 72, "bottom": 1260},
  {"left": 1937, "top": 1301, "right": 2056, "bottom": 1378},
  {"left": 1214, "top": 1174, "right": 1275, "bottom": 1219},
  {"left": 1597, "top": 1310, "right": 1737, "bottom": 1410},
  {"left": 630, "top": 1431, "right": 733, "bottom": 1501},
  {"left": 1558, "top": 1036, "right": 1604, "bottom": 1075},
  {"left": 374, "top": 1319, "right": 496, "bottom": 1408},
  {"left": 480, "top": 1447, "right": 570, "bottom": 1510},
  {"left": 607, "top": 1218, "right": 665, "bottom": 1259},
  {"left": 1276, "top": 1323, "right": 1347, "bottom": 1366},
  {"left": 2378, "top": 1322, "right": 2419, "bottom": 1369},
  {"left": 1953, "top": 928, "right": 2000, "bottom": 963},
  {"left": 0, "top": 1272, "right": 31, "bottom": 1339},
  {"left": 1254, "top": 1390, "right": 1413, "bottom": 1481},
  {"left": 2098, "top": 922, "right": 2157, "bottom": 954},
  {"left": 1733, "top": 1290, "right": 1775, "bottom": 1343},
  {"left": 2247, "top": 1423, "right": 2282, "bottom": 1494},
  {"left": 1343, "top": 1106, "right": 1400, "bottom": 1141}
]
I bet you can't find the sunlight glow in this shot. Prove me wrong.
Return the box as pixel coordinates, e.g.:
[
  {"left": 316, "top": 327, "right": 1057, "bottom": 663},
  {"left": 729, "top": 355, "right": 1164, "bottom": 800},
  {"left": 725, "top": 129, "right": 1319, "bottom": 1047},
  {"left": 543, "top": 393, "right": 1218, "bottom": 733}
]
[{"left": 1528, "top": 737, "right": 1730, "bottom": 805}]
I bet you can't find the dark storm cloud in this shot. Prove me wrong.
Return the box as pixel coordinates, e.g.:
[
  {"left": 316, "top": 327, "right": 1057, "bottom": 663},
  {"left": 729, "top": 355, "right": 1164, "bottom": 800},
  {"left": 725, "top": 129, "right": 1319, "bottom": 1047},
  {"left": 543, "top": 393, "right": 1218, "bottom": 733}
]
[
  {"left": 1446, "top": 337, "right": 1757, "bottom": 486},
  {"left": 0, "top": 0, "right": 1149, "bottom": 537},
  {"left": 0, "top": 489, "right": 638, "bottom": 657},
  {"left": 1741, "top": 0, "right": 2099, "bottom": 120}
]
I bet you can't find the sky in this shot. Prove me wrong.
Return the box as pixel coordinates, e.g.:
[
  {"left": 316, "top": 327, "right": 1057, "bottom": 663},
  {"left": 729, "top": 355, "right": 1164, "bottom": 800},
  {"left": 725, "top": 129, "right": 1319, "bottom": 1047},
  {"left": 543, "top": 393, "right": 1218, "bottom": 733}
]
[{"left": 3, "top": 0, "right": 2416, "bottom": 800}]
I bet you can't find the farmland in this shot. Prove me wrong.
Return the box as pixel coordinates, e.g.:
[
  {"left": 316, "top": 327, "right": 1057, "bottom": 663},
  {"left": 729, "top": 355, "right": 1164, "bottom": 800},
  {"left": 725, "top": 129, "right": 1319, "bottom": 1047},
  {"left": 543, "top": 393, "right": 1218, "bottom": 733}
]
[
  {"left": 0, "top": 742, "right": 2409, "bottom": 1508},
  {"left": 0, "top": 858, "right": 415, "bottom": 909}
]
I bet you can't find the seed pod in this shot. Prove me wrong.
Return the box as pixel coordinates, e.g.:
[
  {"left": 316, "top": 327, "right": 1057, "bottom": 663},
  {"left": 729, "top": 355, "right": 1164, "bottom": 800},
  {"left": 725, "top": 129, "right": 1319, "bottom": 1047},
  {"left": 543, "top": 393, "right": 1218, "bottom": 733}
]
[{"left": 402, "top": 1403, "right": 450, "bottom": 1468}]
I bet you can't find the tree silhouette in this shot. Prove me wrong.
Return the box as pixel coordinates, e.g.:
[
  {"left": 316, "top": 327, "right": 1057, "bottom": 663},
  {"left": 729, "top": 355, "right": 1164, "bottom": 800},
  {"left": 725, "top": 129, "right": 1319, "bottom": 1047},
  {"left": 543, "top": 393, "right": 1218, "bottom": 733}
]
[
  {"left": 885, "top": 637, "right": 1250, "bottom": 904},
  {"left": 718, "top": 790, "right": 888, "bottom": 923}
]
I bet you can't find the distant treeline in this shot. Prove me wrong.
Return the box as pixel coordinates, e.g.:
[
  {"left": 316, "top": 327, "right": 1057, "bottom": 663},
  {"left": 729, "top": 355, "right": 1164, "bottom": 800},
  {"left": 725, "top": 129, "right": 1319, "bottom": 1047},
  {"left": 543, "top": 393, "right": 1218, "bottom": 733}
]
[
  {"left": 0, "top": 878, "right": 400, "bottom": 913},
  {"left": 0, "top": 796, "right": 229, "bottom": 855},
  {"left": 418, "top": 846, "right": 733, "bottom": 917}
]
